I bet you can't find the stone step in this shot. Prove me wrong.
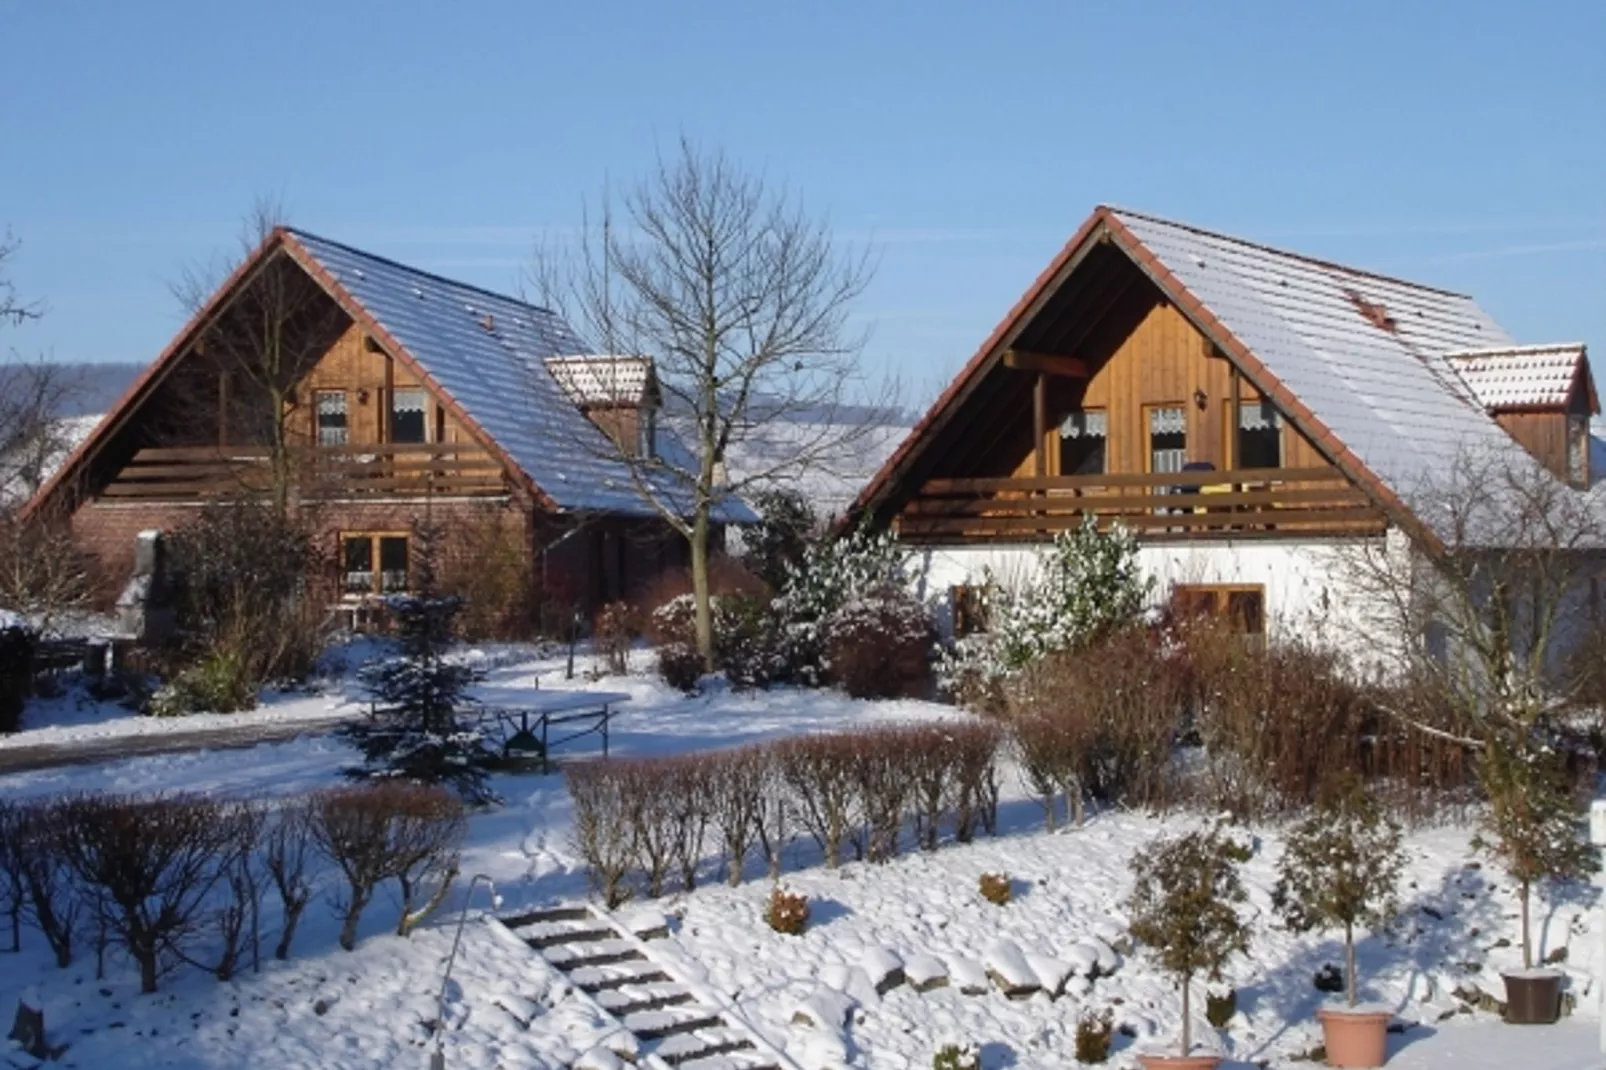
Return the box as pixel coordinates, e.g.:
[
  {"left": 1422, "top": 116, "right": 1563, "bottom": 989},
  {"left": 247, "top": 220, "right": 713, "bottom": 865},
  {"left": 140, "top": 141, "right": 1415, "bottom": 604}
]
[
  {"left": 595, "top": 983, "right": 696, "bottom": 1016},
  {"left": 676, "top": 1050, "right": 782, "bottom": 1070},
  {"left": 544, "top": 939, "right": 644, "bottom": 970},
  {"left": 652, "top": 1028, "right": 756, "bottom": 1066},
  {"left": 626, "top": 1006, "right": 726, "bottom": 1041},
  {"left": 520, "top": 921, "right": 619, "bottom": 949},
  {"left": 501, "top": 905, "right": 591, "bottom": 928},
  {"left": 573, "top": 962, "right": 674, "bottom": 992}
]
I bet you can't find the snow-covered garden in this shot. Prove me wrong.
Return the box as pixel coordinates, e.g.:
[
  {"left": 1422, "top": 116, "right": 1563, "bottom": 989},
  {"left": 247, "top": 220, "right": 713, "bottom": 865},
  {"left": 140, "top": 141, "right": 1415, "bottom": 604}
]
[{"left": 0, "top": 638, "right": 1603, "bottom": 1070}]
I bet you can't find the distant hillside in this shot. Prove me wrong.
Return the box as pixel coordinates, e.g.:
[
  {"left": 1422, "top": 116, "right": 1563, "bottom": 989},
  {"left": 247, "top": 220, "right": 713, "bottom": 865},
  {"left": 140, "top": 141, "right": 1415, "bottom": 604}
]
[{"left": 52, "top": 362, "right": 146, "bottom": 416}]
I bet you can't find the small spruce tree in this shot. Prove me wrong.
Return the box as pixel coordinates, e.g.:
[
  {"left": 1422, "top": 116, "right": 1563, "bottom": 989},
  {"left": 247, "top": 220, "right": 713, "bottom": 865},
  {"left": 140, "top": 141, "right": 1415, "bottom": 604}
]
[
  {"left": 1475, "top": 744, "right": 1596, "bottom": 969},
  {"left": 1127, "top": 826, "right": 1252, "bottom": 1058},
  {"left": 1272, "top": 781, "right": 1405, "bottom": 1007},
  {"left": 344, "top": 519, "right": 497, "bottom": 804}
]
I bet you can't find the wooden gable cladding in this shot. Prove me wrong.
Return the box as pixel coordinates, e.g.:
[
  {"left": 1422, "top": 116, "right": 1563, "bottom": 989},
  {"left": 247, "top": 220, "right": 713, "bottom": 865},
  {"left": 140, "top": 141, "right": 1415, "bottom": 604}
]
[
  {"left": 294, "top": 322, "right": 475, "bottom": 448},
  {"left": 888, "top": 247, "right": 1384, "bottom": 543}
]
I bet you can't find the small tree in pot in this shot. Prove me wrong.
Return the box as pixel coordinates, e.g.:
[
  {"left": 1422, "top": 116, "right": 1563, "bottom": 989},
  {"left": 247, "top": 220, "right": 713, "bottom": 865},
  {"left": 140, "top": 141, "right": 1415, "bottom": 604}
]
[
  {"left": 1127, "top": 825, "right": 1252, "bottom": 1069},
  {"left": 1272, "top": 782, "right": 1405, "bottom": 1067},
  {"left": 1475, "top": 743, "right": 1595, "bottom": 1024}
]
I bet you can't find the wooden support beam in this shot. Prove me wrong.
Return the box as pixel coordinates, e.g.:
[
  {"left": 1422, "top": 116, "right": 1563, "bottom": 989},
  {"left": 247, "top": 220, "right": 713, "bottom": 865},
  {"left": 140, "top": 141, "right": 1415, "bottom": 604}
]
[
  {"left": 1003, "top": 349, "right": 1091, "bottom": 378},
  {"left": 1033, "top": 373, "right": 1047, "bottom": 477},
  {"left": 1228, "top": 364, "right": 1240, "bottom": 471}
]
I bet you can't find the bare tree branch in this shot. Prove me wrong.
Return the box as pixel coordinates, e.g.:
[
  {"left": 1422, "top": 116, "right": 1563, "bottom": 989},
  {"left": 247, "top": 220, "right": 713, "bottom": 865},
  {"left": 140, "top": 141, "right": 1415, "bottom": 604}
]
[{"left": 533, "top": 140, "right": 895, "bottom": 662}]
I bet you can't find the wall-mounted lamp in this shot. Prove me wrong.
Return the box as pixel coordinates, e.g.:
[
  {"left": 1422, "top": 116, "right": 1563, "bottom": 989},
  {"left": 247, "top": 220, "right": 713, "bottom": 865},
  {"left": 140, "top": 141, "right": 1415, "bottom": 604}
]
[
  {"left": 357, "top": 388, "right": 370, "bottom": 405},
  {"left": 1193, "top": 387, "right": 1208, "bottom": 410}
]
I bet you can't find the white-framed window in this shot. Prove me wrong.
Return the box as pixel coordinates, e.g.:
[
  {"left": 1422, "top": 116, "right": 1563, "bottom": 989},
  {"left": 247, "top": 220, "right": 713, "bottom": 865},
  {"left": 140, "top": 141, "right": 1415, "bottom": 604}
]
[
  {"left": 1148, "top": 405, "right": 1187, "bottom": 475},
  {"left": 1236, "top": 400, "right": 1283, "bottom": 469}
]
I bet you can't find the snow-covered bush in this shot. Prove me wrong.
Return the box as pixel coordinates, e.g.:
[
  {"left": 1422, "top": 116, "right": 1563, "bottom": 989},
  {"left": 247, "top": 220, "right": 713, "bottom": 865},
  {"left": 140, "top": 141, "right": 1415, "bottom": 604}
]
[
  {"left": 764, "top": 884, "right": 809, "bottom": 935},
  {"left": 775, "top": 525, "right": 912, "bottom": 686},
  {"left": 1127, "top": 825, "right": 1253, "bottom": 1059},
  {"left": 824, "top": 582, "right": 934, "bottom": 699},
  {"left": 344, "top": 594, "right": 497, "bottom": 805},
  {"left": 740, "top": 487, "right": 818, "bottom": 593},
  {"left": 1272, "top": 781, "right": 1405, "bottom": 1008},
  {"left": 931, "top": 1041, "right": 981, "bottom": 1070},
  {"left": 937, "top": 516, "right": 1148, "bottom": 704},
  {"left": 148, "top": 648, "right": 255, "bottom": 717},
  {"left": 1073, "top": 1007, "right": 1114, "bottom": 1063},
  {"left": 656, "top": 641, "right": 704, "bottom": 693},
  {"left": 651, "top": 592, "right": 785, "bottom": 691}
]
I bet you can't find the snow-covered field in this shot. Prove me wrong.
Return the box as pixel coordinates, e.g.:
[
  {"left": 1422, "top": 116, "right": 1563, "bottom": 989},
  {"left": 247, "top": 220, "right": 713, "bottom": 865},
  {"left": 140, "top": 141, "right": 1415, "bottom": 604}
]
[{"left": 2, "top": 648, "right": 1604, "bottom": 1069}]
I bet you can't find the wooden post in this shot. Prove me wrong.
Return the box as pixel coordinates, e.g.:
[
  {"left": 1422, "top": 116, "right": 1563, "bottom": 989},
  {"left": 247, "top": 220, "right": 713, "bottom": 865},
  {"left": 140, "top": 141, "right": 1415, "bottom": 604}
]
[
  {"left": 217, "top": 371, "right": 229, "bottom": 447},
  {"left": 1033, "top": 373, "right": 1047, "bottom": 478},
  {"left": 1227, "top": 365, "right": 1241, "bottom": 474}
]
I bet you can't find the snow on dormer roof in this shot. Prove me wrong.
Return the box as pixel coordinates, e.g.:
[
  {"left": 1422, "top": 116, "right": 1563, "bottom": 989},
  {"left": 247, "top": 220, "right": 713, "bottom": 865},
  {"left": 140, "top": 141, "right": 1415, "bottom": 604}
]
[
  {"left": 544, "top": 355, "right": 657, "bottom": 408},
  {"left": 1444, "top": 344, "right": 1588, "bottom": 411}
]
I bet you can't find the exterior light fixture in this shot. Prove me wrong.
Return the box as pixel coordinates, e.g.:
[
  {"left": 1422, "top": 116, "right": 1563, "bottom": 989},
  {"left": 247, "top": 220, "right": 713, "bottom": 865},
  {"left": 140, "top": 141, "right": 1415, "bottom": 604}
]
[{"left": 1193, "top": 387, "right": 1208, "bottom": 410}]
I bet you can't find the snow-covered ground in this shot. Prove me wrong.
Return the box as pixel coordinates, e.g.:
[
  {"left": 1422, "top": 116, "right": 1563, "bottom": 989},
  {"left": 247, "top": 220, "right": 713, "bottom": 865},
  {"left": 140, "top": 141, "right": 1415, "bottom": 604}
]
[{"left": 2, "top": 650, "right": 1604, "bottom": 1069}]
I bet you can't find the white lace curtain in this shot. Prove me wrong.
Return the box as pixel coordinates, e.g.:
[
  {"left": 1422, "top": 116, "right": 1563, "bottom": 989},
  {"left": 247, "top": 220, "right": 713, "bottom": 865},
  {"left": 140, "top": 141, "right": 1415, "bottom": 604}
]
[
  {"left": 1149, "top": 406, "right": 1185, "bottom": 435},
  {"left": 1238, "top": 400, "right": 1282, "bottom": 431},
  {"left": 1060, "top": 410, "right": 1108, "bottom": 439}
]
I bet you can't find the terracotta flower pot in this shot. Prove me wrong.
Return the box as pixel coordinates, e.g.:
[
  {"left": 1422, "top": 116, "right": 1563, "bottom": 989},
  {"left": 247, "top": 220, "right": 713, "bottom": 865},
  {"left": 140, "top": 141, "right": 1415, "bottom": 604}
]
[
  {"left": 1502, "top": 969, "right": 1563, "bottom": 1025},
  {"left": 1317, "top": 1005, "right": 1392, "bottom": 1068},
  {"left": 1136, "top": 1055, "right": 1222, "bottom": 1070}
]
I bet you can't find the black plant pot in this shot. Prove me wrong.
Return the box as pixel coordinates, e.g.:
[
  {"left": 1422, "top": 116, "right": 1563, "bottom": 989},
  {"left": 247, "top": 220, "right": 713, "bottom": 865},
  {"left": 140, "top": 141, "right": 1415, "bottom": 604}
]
[{"left": 1502, "top": 969, "right": 1563, "bottom": 1025}]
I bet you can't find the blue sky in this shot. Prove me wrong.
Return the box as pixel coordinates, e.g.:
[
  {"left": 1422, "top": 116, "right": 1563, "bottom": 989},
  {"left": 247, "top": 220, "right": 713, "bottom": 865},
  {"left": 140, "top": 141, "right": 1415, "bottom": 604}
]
[{"left": 2, "top": 1, "right": 1603, "bottom": 405}]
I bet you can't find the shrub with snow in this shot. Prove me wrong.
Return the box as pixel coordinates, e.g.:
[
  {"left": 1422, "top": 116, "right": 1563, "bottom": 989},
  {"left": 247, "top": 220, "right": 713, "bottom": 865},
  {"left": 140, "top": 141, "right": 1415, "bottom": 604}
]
[
  {"left": 1073, "top": 1006, "right": 1114, "bottom": 1063},
  {"left": 936, "top": 516, "right": 1148, "bottom": 704},
  {"left": 977, "top": 871, "right": 1011, "bottom": 906},
  {"left": 592, "top": 601, "right": 640, "bottom": 677},
  {"left": 775, "top": 525, "right": 912, "bottom": 686},
  {"left": 765, "top": 884, "right": 809, "bottom": 935},
  {"left": 824, "top": 582, "right": 934, "bottom": 699},
  {"left": 931, "top": 1041, "right": 981, "bottom": 1070}
]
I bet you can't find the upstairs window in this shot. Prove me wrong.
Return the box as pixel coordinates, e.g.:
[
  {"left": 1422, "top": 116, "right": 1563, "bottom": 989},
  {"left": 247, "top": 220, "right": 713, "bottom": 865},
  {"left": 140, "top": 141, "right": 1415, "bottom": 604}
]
[
  {"left": 315, "top": 390, "right": 348, "bottom": 446},
  {"left": 1236, "top": 400, "right": 1283, "bottom": 469},
  {"left": 391, "top": 388, "right": 428, "bottom": 444},
  {"left": 1148, "top": 405, "right": 1187, "bottom": 475},
  {"left": 1059, "top": 409, "right": 1107, "bottom": 476},
  {"left": 342, "top": 533, "right": 409, "bottom": 595}
]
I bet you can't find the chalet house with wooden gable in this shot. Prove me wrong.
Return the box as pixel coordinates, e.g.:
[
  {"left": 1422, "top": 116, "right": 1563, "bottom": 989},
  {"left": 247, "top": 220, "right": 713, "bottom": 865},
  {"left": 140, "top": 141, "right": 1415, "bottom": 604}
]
[
  {"left": 850, "top": 206, "right": 1601, "bottom": 640},
  {"left": 27, "top": 228, "right": 751, "bottom": 622}
]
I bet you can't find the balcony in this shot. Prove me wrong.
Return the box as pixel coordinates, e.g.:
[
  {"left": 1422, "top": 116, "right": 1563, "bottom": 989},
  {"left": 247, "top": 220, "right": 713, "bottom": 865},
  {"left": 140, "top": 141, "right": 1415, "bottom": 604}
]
[
  {"left": 895, "top": 466, "right": 1385, "bottom": 542},
  {"left": 101, "top": 443, "right": 508, "bottom": 501}
]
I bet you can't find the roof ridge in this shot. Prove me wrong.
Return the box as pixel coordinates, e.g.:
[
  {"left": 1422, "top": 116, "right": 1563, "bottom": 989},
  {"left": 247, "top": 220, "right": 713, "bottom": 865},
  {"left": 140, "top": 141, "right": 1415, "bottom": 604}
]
[
  {"left": 1102, "top": 205, "right": 1474, "bottom": 299},
  {"left": 284, "top": 226, "right": 558, "bottom": 317},
  {"left": 1445, "top": 343, "right": 1587, "bottom": 358}
]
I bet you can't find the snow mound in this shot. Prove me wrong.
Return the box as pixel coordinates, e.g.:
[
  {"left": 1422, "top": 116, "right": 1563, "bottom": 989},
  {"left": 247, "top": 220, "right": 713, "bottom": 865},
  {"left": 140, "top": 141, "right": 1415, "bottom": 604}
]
[
  {"left": 863, "top": 947, "right": 905, "bottom": 993},
  {"left": 983, "top": 939, "right": 1040, "bottom": 996},
  {"left": 790, "top": 989, "right": 853, "bottom": 1032},
  {"left": 904, "top": 952, "right": 949, "bottom": 991}
]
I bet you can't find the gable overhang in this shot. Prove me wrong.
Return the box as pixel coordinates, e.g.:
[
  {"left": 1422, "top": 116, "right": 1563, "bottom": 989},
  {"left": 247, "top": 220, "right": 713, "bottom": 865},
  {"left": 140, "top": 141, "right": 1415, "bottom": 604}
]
[
  {"left": 26, "top": 228, "right": 558, "bottom": 519},
  {"left": 850, "top": 205, "right": 1422, "bottom": 542}
]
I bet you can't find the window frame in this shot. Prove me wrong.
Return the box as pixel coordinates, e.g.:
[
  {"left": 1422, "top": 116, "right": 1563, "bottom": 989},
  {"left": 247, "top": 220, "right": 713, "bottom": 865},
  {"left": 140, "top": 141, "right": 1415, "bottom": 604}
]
[
  {"left": 389, "top": 387, "right": 430, "bottom": 445},
  {"left": 314, "top": 389, "right": 349, "bottom": 447},
  {"left": 340, "top": 531, "right": 411, "bottom": 597},
  {"left": 1057, "top": 407, "right": 1107, "bottom": 477},
  {"left": 1170, "top": 583, "right": 1266, "bottom": 637},
  {"left": 1144, "top": 402, "right": 1188, "bottom": 475}
]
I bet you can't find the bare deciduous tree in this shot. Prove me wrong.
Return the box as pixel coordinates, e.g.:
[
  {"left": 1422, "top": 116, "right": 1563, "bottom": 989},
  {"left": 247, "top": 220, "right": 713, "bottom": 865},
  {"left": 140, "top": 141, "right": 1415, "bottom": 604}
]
[
  {"left": 535, "top": 141, "right": 890, "bottom": 665},
  {"left": 172, "top": 197, "right": 345, "bottom": 513},
  {"left": 0, "top": 231, "right": 42, "bottom": 329},
  {"left": 1335, "top": 446, "right": 1606, "bottom": 752}
]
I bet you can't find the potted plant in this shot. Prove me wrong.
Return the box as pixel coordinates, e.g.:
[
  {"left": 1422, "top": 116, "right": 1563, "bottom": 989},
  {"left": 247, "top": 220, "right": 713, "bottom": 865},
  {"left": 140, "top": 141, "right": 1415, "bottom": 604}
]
[
  {"left": 1272, "top": 781, "right": 1405, "bottom": 1067},
  {"left": 1476, "top": 744, "right": 1596, "bottom": 1024},
  {"left": 1126, "top": 825, "right": 1252, "bottom": 1070}
]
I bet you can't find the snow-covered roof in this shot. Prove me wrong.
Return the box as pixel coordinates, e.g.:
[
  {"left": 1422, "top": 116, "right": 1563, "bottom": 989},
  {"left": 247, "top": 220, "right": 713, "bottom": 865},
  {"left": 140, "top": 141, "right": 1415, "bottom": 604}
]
[
  {"left": 544, "top": 355, "right": 656, "bottom": 408},
  {"left": 1444, "top": 344, "right": 1587, "bottom": 411},
  {"left": 1106, "top": 209, "right": 1549, "bottom": 520},
  {"left": 286, "top": 231, "right": 750, "bottom": 523}
]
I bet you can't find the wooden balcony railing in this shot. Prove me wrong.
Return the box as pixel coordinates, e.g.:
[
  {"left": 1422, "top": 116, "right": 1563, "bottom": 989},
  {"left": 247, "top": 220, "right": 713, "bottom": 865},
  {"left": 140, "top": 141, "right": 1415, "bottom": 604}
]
[
  {"left": 895, "top": 466, "right": 1386, "bottom": 542},
  {"left": 101, "top": 443, "right": 508, "bottom": 501}
]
